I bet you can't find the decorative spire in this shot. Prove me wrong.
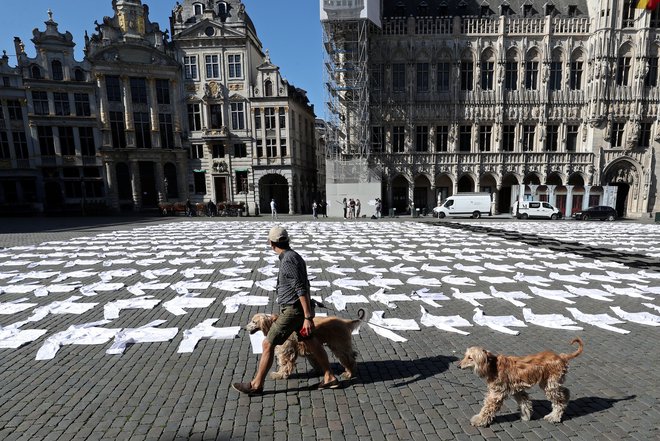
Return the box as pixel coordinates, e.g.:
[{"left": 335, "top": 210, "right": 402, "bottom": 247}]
[
  {"left": 47, "top": 9, "right": 54, "bottom": 22},
  {"left": 265, "top": 49, "right": 270, "bottom": 63}
]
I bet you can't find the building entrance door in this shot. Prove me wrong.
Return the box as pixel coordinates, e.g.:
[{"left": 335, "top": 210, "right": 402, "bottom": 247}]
[
  {"left": 138, "top": 162, "right": 157, "bottom": 207},
  {"left": 214, "top": 177, "right": 227, "bottom": 202}
]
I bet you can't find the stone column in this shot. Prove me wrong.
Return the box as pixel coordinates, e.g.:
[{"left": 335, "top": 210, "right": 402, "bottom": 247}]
[
  {"left": 121, "top": 75, "right": 134, "bottom": 131},
  {"left": 105, "top": 161, "right": 119, "bottom": 210},
  {"left": 155, "top": 162, "right": 165, "bottom": 203},
  {"left": 547, "top": 185, "right": 556, "bottom": 207},
  {"left": 96, "top": 74, "right": 109, "bottom": 128},
  {"left": 529, "top": 184, "right": 538, "bottom": 200},
  {"left": 170, "top": 79, "right": 182, "bottom": 137},
  {"left": 176, "top": 157, "right": 187, "bottom": 199},
  {"left": 582, "top": 186, "right": 591, "bottom": 210},
  {"left": 491, "top": 187, "right": 499, "bottom": 215},
  {"left": 130, "top": 160, "right": 141, "bottom": 211},
  {"left": 565, "top": 185, "right": 574, "bottom": 218},
  {"left": 408, "top": 180, "right": 415, "bottom": 216},
  {"left": 147, "top": 77, "right": 158, "bottom": 131},
  {"left": 288, "top": 182, "right": 295, "bottom": 215}
]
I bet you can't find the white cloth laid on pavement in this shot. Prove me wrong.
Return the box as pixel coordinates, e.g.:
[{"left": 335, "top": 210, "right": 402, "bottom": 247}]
[
  {"left": 368, "top": 288, "right": 411, "bottom": 309},
  {"left": 406, "top": 276, "right": 442, "bottom": 287},
  {"left": 522, "top": 308, "right": 583, "bottom": 331},
  {"left": 420, "top": 263, "right": 451, "bottom": 273},
  {"left": 170, "top": 280, "right": 211, "bottom": 295},
  {"left": 0, "top": 284, "right": 44, "bottom": 294},
  {"left": 0, "top": 323, "right": 48, "bottom": 349},
  {"left": 211, "top": 278, "right": 253, "bottom": 292},
  {"left": 450, "top": 287, "right": 491, "bottom": 307},
  {"left": 578, "top": 272, "right": 621, "bottom": 284},
  {"left": 26, "top": 296, "right": 98, "bottom": 323},
  {"left": 441, "top": 275, "right": 476, "bottom": 286},
  {"left": 34, "top": 283, "right": 82, "bottom": 297},
  {"left": 410, "top": 288, "right": 449, "bottom": 308},
  {"left": 453, "top": 264, "right": 485, "bottom": 274},
  {"left": 50, "top": 270, "right": 97, "bottom": 283},
  {"left": 566, "top": 307, "right": 630, "bottom": 334},
  {"left": 249, "top": 330, "right": 266, "bottom": 354},
  {"left": 642, "top": 303, "right": 660, "bottom": 313},
  {"left": 479, "top": 276, "right": 517, "bottom": 284},
  {"left": 513, "top": 272, "right": 552, "bottom": 287},
  {"left": 484, "top": 262, "right": 516, "bottom": 273},
  {"left": 514, "top": 263, "right": 546, "bottom": 272},
  {"left": 472, "top": 307, "right": 527, "bottom": 335},
  {"left": 106, "top": 320, "right": 178, "bottom": 355},
  {"left": 488, "top": 286, "right": 531, "bottom": 307},
  {"left": 543, "top": 262, "right": 576, "bottom": 272},
  {"left": 637, "top": 270, "right": 660, "bottom": 280},
  {"left": 601, "top": 284, "right": 653, "bottom": 300},
  {"left": 99, "top": 268, "right": 138, "bottom": 282},
  {"left": 0, "top": 298, "right": 38, "bottom": 314},
  {"left": 177, "top": 319, "right": 240, "bottom": 353},
  {"left": 367, "top": 323, "right": 407, "bottom": 342},
  {"left": 528, "top": 286, "right": 577, "bottom": 304},
  {"left": 141, "top": 268, "right": 177, "bottom": 279},
  {"left": 104, "top": 295, "right": 162, "bottom": 320},
  {"left": 126, "top": 281, "right": 170, "bottom": 296},
  {"left": 221, "top": 292, "right": 270, "bottom": 313},
  {"left": 79, "top": 282, "right": 124, "bottom": 297},
  {"left": 255, "top": 277, "right": 277, "bottom": 292},
  {"left": 369, "top": 311, "right": 420, "bottom": 331},
  {"left": 324, "top": 290, "right": 369, "bottom": 311},
  {"left": 102, "top": 258, "right": 135, "bottom": 267},
  {"left": 631, "top": 284, "right": 660, "bottom": 295},
  {"left": 64, "top": 259, "right": 101, "bottom": 268},
  {"left": 163, "top": 293, "right": 216, "bottom": 316},
  {"left": 419, "top": 306, "right": 472, "bottom": 335},
  {"left": 333, "top": 277, "right": 370, "bottom": 291},
  {"left": 7, "top": 271, "right": 59, "bottom": 283},
  {"left": 219, "top": 266, "right": 252, "bottom": 277},
  {"left": 549, "top": 272, "right": 588, "bottom": 285},
  {"left": 564, "top": 285, "right": 614, "bottom": 302},
  {"left": 368, "top": 277, "right": 403, "bottom": 290},
  {"left": 35, "top": 320, "right": 120, "bottom": 360},
  {"left": 609, "top": 306, "right": 660, "bottom": 327},
  {"left": 181, "top": 267, "right": 214, "bottom": 279}
]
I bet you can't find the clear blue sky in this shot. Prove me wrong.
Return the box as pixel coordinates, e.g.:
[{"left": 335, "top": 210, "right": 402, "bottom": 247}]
[{"left": 0, "top": 0, "right": 325, "bottom": 116}]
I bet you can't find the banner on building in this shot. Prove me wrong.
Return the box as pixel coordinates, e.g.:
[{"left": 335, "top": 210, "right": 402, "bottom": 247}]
[
  {"left": 637, "top": 0, "right": 660, "bottom": 10},
  {"left": 320, "top": 0, "right": 382, "bottom": 28}
]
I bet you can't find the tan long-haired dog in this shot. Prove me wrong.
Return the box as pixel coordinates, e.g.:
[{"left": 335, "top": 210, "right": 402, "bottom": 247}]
[
  {"left": 459, "top": 338, "right": 583, "bottom": 427},
  {"left": 246, "top": 313, "right": 362, "bottom": 380}
]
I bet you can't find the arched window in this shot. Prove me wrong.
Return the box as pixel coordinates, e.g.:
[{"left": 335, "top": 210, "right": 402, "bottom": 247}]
[
  {"left": 480, "top": 49, "right": 495, "bottom": 90},
  {"left": 616, "top": 44, "right": 634, "bottom": 86},
  {"left": 505, "top": 48, "right": 520, "bottom": 91},
  {"left": 264, "top": 79, "right": 273, "bottom": 97},
  {"left": 549, "top": 48, "right": 563, "bottom": 91},
  {"left": 193, "top": 3, "right": 203, "bottom": 16},
  {"left": 570, "top": 49, "right": 584, "bottom": 90},
  {"left": 218, "top": 1, "right": 230, "bottom": 22},
  {"left": 524, "top": 48, "right": 541, "bottom": 90},
  {"left": 31, "top": 65, "right": 42, "bottom": 79},
  {"left": 74, "top": 68, "right": 85, "bottom": 82},
  {"left": 52, "top": 60, "right": 63, "bottom": 81}
]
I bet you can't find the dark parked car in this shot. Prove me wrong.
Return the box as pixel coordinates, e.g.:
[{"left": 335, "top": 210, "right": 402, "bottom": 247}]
[{"left": 572, "top": 206, "right": 617, "bottom": 221}]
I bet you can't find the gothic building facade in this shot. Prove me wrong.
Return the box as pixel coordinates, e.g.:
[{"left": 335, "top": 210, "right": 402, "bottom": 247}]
[
  {"left": 170, "top": 0, "right": 320, "bottom": 215},
  {"left": 363, "top": 0, "right": 660, "bottom": 218}
]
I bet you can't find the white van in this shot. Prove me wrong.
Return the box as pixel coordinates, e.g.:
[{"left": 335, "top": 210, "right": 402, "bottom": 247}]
[
  {"left": 514, "top": 201, "right": 562, "bottom": 220},
  {"left": 433, "top": 193, "right": 492, "bottom": 219}
]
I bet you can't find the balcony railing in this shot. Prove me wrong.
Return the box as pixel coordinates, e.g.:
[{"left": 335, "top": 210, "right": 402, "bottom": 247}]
[{"left": 374, "top": 152, "right": 594, "bottom": 169}]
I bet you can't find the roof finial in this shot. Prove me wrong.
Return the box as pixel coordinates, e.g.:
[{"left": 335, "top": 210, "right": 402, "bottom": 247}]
[
  {"left": 265, "top": 49, "right": 270, "bottom": 63},
  {"left": 47, "top": 9, "right": 54, "bottom": 21}
]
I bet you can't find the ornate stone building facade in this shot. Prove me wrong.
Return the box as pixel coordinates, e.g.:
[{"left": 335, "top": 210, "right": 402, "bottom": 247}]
[
  {"left": 171, "top": 0, "right": 320, "bottom": 215},
  {"left": 86, "top": 0, "right": 188, "bottom": 212},
  {"left": 363, "top": 0, "right": 660, "bottom": 218}
]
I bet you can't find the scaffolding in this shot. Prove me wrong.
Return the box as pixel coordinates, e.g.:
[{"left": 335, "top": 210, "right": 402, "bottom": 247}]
[{"left": 322, "top": 18, "right": 374, "bottom": 183}]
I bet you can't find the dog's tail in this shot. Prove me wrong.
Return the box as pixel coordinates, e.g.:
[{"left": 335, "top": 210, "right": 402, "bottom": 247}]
[
  {"left": 561, "top": 338, "right": 584, "bottom": 360},
  {"left": 350, "top": 308, "right": 367, "bottom": 331}
]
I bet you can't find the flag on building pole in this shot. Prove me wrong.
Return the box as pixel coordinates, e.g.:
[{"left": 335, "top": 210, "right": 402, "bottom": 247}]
[{"left": 637, "top": 0, "right": 660, "bottom": 10}]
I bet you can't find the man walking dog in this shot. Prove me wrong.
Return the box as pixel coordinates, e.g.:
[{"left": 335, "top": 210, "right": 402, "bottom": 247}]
[{"left": 232, "top": 226, "right": 339, "bottom": 395}]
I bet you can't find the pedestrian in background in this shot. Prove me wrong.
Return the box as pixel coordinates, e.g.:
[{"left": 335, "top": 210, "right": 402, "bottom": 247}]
[
  {"left": 356, "top": 199, "right": 361, "bottom": 218},
  {"left": 375, "top": 198, "right": 382, "bottom": 219},
  {"left": 342, "top": 198, "right": 347, "bottom": 219},
  {"left": 270, "top": 198, "right": 277, "bottom": 219},
  {"left": 349, "top": 199, "right": 356, "bottom": 219},
  {"left": 312, "top": 200, "right": 318, "bottom": 219}
]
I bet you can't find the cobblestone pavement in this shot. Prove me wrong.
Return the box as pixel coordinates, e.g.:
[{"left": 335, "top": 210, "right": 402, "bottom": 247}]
[{"left": 0, "top": 216, "right": 658, "bottom": 441}]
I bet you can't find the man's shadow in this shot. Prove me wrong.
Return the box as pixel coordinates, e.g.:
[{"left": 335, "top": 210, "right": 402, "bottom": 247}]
[{"left": 493, "top": 395, "right": 636, "bottom": 423}]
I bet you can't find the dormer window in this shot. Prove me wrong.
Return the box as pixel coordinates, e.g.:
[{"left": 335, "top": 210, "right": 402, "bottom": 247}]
[
  {"left": 31, "top": 65, "right": 42, "bottom": 79},
  {"left": 51, "top": 60, "right": 63, "bottom": 81},
  {"left": 438, "top": 2, "right": 448, "bottom": 16},
  {"left": 523, "top": 4, "right": 533, "bottom": 17},
  {"left": 545, "top": 4, "right": 556, "bottom": 16},
  {"left": 265, "top": 80, "right": 273, "bottom": 97},
  {"left": 568, "top": 5, "right": 578, "bottom": 17},
  {"left": 193, "top": 3, "right": 203, "bottom": 16},
  {"left": 74, "top": 68, "right": 85, "bottom": 82},
  {"left": 418, "top": 1, "right": 429, "bottom": 16},
  {"left": 218, "top": 1, "right": 230, "bottom": 22},
  {"left": 501, "top": 4, "right": 511, "bottom": 15},
  {"left": 395, "top": 1, "right": 406, "bottom": 17},
  {"left": 481, "top": 5, "right": 492, "bottom": 16}
]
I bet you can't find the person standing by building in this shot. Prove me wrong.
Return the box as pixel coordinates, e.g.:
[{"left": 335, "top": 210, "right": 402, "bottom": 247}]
[
  {"left": 355, "top": 199, "right": 361, "bottom": 218},
  {"left": 341, "top": 198, "right": 347, "bottom": 219},
  {"left": 270, "top": 198, "right": 277, "bottom": 219},
  {"left": 375, "top": 198, "right": 382, "bottom": 219},
  {"left": 312, "top": 200, "right": 318, "bottom": 219},
  {"left": 232, "top": 227, "right": 339, "bottom": 395}
]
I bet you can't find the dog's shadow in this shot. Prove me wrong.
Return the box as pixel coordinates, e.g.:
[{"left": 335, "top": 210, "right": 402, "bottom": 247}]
[
  {"left": 353, "top": 355, "right": 458, "bottom": 387},
  {"left": 494, "top": 395, "right": 636, "bottom": 424}
]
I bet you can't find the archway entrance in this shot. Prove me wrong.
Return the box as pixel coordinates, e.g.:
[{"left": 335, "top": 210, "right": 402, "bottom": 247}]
[
  {"left": 604, "top": 160, "right": 639, "bottom": 218},
  {"left": 457, "top": 175, "right": 475, "bottom": 192},
  {"left": 612, "top": 183, "right": 630, "bottom": 218},
  {"left": 499, "top": 174, "right": 518, "bottom": 213},
  {"left": 44, "top": 181, "right": 63, "bottom": 211},
  {"left": 139, "top": 161, "right": 157, "bottom": 207},
  {"left": 435, "top": 174, "right": 453, "bottom": 205},
  {"left": 392, "top": 175, "right": 409, "bottom": 213},
  {"left": 259, "top": 174, "right": 289, "bottom": 214},
  {"left": 413, "top": 175, "right": 431, "bottom": 212}
]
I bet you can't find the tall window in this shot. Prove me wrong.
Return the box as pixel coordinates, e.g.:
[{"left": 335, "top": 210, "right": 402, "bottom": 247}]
[
  {"left": 437, "top": 62, "right": 450, "bottom": 91},
  {"left": 371, "top": 64, "right": 383, "bottom": 91},
  {"left": 106, "top": 76, "right": 122, "bottom": 102},
  {"left": 503, "top": 125, "right": 515, "bottom": 151},
  {"left": 0, "top": 132, "right": 9, "bottom": 159},
  {"left": 266, "top": 138, "right": 277, "bottom": 157},
  {"left": 481, "top": 61, "right": 494, "bottom": 90},
  {"left": 236, "top": 171, "right": 248, "bottom": 192},
  {"left": 461, "top": 61, "right": 474, "bottom": 91},
  {"left": 194, "top": 3, "right": 203, "bottom": 15},
  {"left": 130, "top": 78, "right": 148, "bottom": 104},
  {"left": 436, "top": 125, "right": 448, "bottom": 151},
  {"left": 194, "top": 171, "right": 206, "bottom": 194},
  {"left": 79, "top": 127, "right": 96, "bottom": 156},
  {"left": 570, "top": 61, "right": 583, "bottom": 90},
  {"left": 566, "top": 125, "right": 579, "bottom": 151},
  {"left": 58, "top": 127, "right": 76, "bottom": 156},
  {"left": 479, "top": 126, "right": 492, "bottom": 151},
  {"left": 417, "top": 63, "right": 429, "bottom": 92},
  {"left": 38, "top": 126, "right": 55, "bottom": 156},
  {"left": 622, "top": 0, "right": 636, "bottom": 28},
  {"left": 392, "top": 63, "right": 406, "bottom": 92},
  {"left": 74, "top": 93, "right": 91, "bottom": 117},
  {"left": 505, "top": 61, "right": 518, "bottom": 90},
  {"left": 159, "top": 114, "right": 175, "bottom": 149},
  {"left": 371, "top": 126, "right": 384, "bottom": 152},
  {"left": 7, "top": 100, "right": 22, "bottom": 121},
  {"left": 184, "top": 56, "right": 198, "bottom": 80},
  {"left": 280, "top": 138, "right": 287, "bottom": 156},
  {"left": 264, "top": 80, "right": 273, "bottom": 96},
  {"left": 459, "top": 125, "right": 472, "bottom": 152},
  {"left": 549, "top": 62, "right": 562, "bottom": 91},
  {"left": 612, "top": 122, "right": 625, "bottom": 147},
  {"left": 616, "top": 57, "right": 631, "bottom": 86},
  {"left": 525, "top": 61, "right": 539, "bottom": 89},
  {"left": 264, "top": 107, "right": 276, "bottom": 129},
  {"left": 645, "top": 58, "right": 658, "bottom": 87},
  {"left": 279, "top": 107, "right": 286, "bottom": 128},
  {"left": 188, "top": 104, "right": 202, "bottom": 131},
  {"left": 212, "top": 143, "right": 224, "bottom": 158},
  {"left": 230, "top": 102, "right": 245, "bottom": 130},
  {"left": 134, "top": 112, "right": 152, "bottom": 149},
  {"left": 254, "top": 108, "right": 261, "bottom": 129},
  {"left": 639, "top": 122, "right": 652, "bottom": 148},
  {"left": 392, "top": 126, "right": 405, "bottom": 153},
  {"left": 191, "top": 144, "right": 204, "bottom": 159},
  {"left": 205, "top": 55, "right": 220, "bottom": 79},
  {"left": 51, "top": 60, "right": 64, "bottom": 81},
  {"left": 32, "top": 91, "right": 49, "bottom": 116},
  {"left": 156, "top": 79, "right": 170, "bottom": 104},
  {"left": 415, "top": 126, "right": 429, "bottom": 152},
  {"left": 109, "top": 112, "right": 126, "bottom": 148},
  {"left": 233, "top": 143, "right": 247, "bottom": 157},
  {"left": 12, "top": 131, "right": 28, "bottom": 159},
  {"left": 228, "top": 54, "right": 242, "bottom": 79},
  {"left": 53, "top": 92, "right": 70, "bottom": 116},
  {"left": 209, "top": 104, "right": 223, "bottom": 129},
  {"left": 522, "top": 125, "right": 535, "bottom": 151},
  {"left": 255, "top": 140, "right": 263, "bottom": 157},
  {"left": 545, "top": 125, "right": 559, "bottom": 151}
]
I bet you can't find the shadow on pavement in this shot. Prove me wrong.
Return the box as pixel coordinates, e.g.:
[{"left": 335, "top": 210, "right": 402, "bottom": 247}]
[
  {"left": 0, "top": 216, "right": 169, "bottom": 234},
  {"left": 356, "top": 355, "right": 458, "bottom": 387},
  {"left": 563, "top": 395, "right": 637, "bottom": 420}
]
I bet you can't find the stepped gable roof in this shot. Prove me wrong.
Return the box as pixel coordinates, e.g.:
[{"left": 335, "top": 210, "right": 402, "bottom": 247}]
[{"left": 382, "top": 0, "right": 590, "bottom": 18}]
